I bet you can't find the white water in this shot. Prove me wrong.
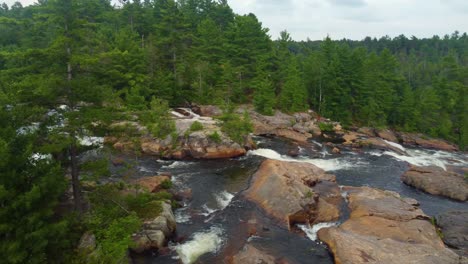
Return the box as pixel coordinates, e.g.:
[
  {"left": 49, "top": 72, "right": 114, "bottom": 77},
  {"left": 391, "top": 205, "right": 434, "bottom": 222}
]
[
  {"left": 79, "top": 136, "right": 104, "bottom": 147},
  {"left": 248, "top": 148, "right": 368, "bottom": 172},
  {"left": 200, "top": 191, "right": 235, "bottom": 217},
  {"left": 298, "top": 222, "right": 339, "bottom": 241},
  {"left": 175, "top": 226, "right": 224, "bottom": 264},
  {"left": 383, "top": 140, "right": 406, "bottom": 152},
  {"left": 215, "top": 191, "right": 234, "bottom": 210},
  {"left": 175, "top": 207, "right": 192, "bottom": 224},
  {"left": 382, "top": 148, "right": 467, "bottom": 170},
  {"left": 162, "top": 161, "right": 194, "bottom": 169}
]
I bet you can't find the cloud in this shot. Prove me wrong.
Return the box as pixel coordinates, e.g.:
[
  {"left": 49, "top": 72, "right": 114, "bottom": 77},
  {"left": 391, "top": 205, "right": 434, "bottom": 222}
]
[{"left": 328, "top": 0, "right": 366, "bottom": 8}]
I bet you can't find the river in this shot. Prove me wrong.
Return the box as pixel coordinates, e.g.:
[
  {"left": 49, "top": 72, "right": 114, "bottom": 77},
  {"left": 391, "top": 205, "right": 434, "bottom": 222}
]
[{"left": 126, "top": 136, "right": 467, "bottom": 264}]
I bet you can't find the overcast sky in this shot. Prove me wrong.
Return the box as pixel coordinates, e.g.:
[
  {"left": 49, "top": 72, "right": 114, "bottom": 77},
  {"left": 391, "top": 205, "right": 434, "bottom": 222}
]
[{"left": 3, "top": 0, "right": 468, "bottom": 41}]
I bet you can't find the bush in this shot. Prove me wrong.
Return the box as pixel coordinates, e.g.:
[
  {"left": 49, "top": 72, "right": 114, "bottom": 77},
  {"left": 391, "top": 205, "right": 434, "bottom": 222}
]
[
  {"left": 189, "top": 121, "right": 204, "bottom": 132},
  {"left": 160, "top": 179, "right": 172, "bottom": 189},
  {"left": 318, "top": 122, "right": 334, "bottom": 133},
  {"left": 139, "top": 97, "right": 176, "bottom": 139},
  {"left": 208, "top": 131, "right": 222, "bottom": 144},
  {"left": 219, "top": 108, "right": 253, "bottom": 144}
]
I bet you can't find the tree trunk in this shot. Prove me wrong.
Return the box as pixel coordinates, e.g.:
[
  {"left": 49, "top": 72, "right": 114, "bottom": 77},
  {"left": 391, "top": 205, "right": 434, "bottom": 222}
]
[{"left": 69, "top": 140, "right": 83, "bottom": 214}]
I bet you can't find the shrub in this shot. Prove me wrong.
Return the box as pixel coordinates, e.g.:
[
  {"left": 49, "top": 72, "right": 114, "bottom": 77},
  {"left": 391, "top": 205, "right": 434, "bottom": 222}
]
[
  {"left": 219, "top": 108, "right": 253, "bottom": 144},
  {"left": 208, "top": 131, "right": 222, "bottom": 144},
  {"left": 160, "top": 179, "right": 172, "bottom": 189},
  {"left": 318, "top": 122, "right": 334, "bottom": 133},
  {"left": 189, "top": 121, "right": 204, "bottom": 132}
]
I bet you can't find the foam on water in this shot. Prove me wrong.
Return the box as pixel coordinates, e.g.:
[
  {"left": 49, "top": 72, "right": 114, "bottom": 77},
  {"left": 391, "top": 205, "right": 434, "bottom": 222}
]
[
  {"left": 248, "top": 148, "right": 367, "bottom": 171},
  {"left": 298, "top": 222, "right": 339, "bottom": 241},
  {"left": 383, "top": 140, "right": 406, "bottom": 152},
  {"left": 79, "top": 136, "right": 104, "bottom": 147},
  {"left": 175, "top": 207, "right": 192, "bottom": 224},
  {"left": 383, "top": 148, "right": 468, "bottom": 170},
  {"left": 162, "top": 161, "right": 193, "bottom": 169},
  {"left": 175, "top": 226, "right": 224, "bottom": 264},
  {"left": 215, "top": 191, "right": 234, "bottom": 210}
]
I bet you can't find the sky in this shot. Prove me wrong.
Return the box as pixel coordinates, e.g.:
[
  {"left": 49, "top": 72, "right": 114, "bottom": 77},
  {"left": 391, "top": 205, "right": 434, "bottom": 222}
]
[{"left": 3, "top": 0, "right": 468, "bottom": 41}]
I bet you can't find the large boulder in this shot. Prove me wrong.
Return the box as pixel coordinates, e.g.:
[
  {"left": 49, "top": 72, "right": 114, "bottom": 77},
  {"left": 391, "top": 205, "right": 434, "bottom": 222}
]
[
  {"left": 376, "top": 129, "right": 398, "bottom": 143},
  {"left": 398, "top": 132, "right": 458, "bottom": 152},
  {"left": 436, "top": 211, "right": 468, "bottom": 257},
  {"left": 232, "top": 244, "right": 276, "bottom": 264},
  {"left": 248, "top": 108, "right": 318, "bottom": 142},
  {"left": 131, "top": 202, "right": 176, "bottom": 253},
  {"left": 192, "top": 105, "right": 222, "bottom": 117},
  {"left": 243, "top": 159, "right": 341, "bottom": 229},
  {"left": 318, "top": 186, "right": 463, "bottom": 264},
  {"left": 401, "top": 166, "right": 468, "bottom": 201}
]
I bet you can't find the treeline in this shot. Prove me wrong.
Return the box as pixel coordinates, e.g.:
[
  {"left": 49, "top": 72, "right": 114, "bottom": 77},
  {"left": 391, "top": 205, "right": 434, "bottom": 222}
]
[{"left": 1, "top": 0, "right": 467, "bottom": 147}]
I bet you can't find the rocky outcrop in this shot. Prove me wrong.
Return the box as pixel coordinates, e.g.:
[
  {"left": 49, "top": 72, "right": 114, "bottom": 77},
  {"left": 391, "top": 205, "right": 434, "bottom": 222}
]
[
  {"left": 192, "top": 105, "right": 223, "bottom": 117},
  {"left": 246, "top": 108, "right": 319, "bottom": 142},
  {"left": 232, "top": 244, "right": 276, "bottom": 264},
  {"left": 398, "top": 132, "right": 458, "bottom": 152},
  {"left": 318, "top": 186, "right": 463, "bottom": 264},
  {"left": 401, "top": 166, "right": 468, "bottom": 201},
  {"left": 131, "top": 202, "right": 176, "bottom": 253},
  {"left": 135, "top": 175, "right": 171, "bottom": 193},
  {"left": 436, "top": 211, "right": 468, "bottom": 257},
  {"left": 376, "top": 129, "right": 398, "bottom": 143},
  {"left": 243, "top": 159, "right": 342, "bottom": 229},
  {"left": 109, "top": 108, "right": 253, "bottom": 160},
  {"left": 341, "top": 131, "right": 407, "bottom": 155}
]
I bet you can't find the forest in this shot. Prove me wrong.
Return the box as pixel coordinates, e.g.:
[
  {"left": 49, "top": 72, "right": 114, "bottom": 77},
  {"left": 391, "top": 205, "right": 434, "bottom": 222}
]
[{"left": 0, "top": 0, "right": 467, "bottom": 263}]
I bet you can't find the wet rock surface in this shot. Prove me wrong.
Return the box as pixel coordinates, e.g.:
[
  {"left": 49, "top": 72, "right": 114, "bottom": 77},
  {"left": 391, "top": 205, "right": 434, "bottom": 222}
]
[
  {"left": 318, "top": 186, "right": 463, "bottom": 264},
  {"left": 243, "top": 159, "right": 341, "bottom": 229},
  {"left": 436, "top": 211, "right": 468, "bottom": 257},
  {"left": 402, "top": 165, "right": 468, "bottom": 201}
]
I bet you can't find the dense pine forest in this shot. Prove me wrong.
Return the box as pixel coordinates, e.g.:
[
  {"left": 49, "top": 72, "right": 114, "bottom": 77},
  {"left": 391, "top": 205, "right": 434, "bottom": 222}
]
[{"left": 0, "top": 0, "right": 467, "bottom": 263}]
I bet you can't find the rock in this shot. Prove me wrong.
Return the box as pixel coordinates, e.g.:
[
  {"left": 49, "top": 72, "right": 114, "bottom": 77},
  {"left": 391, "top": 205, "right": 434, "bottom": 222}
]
[
  {"left": 333, "top": 123, "right": 342, "bottom": 132},
  {"left": 361, "top": 137, "right": 406, "bottom": 155},
  {"left": 294, "top": 112, "right": 312, "bottom": 123},
  {"left": 332, "top": 147, "right": 340, "bottom": 154},
  {"left": 376, "top": 129, "right": 398, "bottom": 142},
  {"left": 401, "top": 166, "right": 468, "bottom": 201},
  {"left": 276, "top": 129, "right": 312, "bottom": 143},
  {"left": 192, "top": 105, "right": 222, "bottom": 117},
  {"left": 232, "top": 244, "right": 276, "bottom": 264},
  {"left": 135, "top": 176, "right": 171, "bottom": 193},
  {"left": 111, "top": 157, "right": 125, "bottom": 166},
  {"left": 398, "top": 132, "right": 458, "bottom": 151},
  {"left": 173, "top": 188, "right": 193, "bottom": 201},
  {"left": 243, "top": 159, "right": 340, "bottom": 229},
  {"left": 288, "top": 145, "right": 300, "bottom": 157},
  {"left": 131, "top": 202, "right": 176, "bottom": 253},
  {"left": 436, "top": 211, "right": 468, "bottom": 257},
  {"left": 78, "top": 232, "right": 96, "bottom": 254},
  {"left": 113, "top": 140, "right": 137, "bottom": 152},
  {"left": 318, "top": 186, "right": 462, "bottom": 264},
  {"left": 141, "top": 140, "right": 163, "bottom": 156},
  {"left": 103, "top": 136, "right": 119, "bottom": 145},
  {"left": 357, "top": 127, "right": 376, "bottom": 137},
  {"left": 132, "top": 230, "right": 165, "bottom": 253}
]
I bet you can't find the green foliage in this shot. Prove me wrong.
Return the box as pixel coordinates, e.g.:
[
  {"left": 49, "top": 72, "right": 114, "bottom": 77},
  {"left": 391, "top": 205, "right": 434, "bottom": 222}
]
[
  {"left": 189, "top": 121, "right": 204, "bottom": 132},
  {"left": 81, "top": 158, "right": 110, "bottom": 180},
  {"left": 0, "top": 108, "right": 71, "bottom": 263},
  {"left": 139, "top": 97, "right": 176, "bottom": 139},
  {"left": 84, "top": 183, "right": 173, "bottom": 262},
  {"left": 160, "top": 179, "right": 173, "bottom": 190},
  {"left": 318, "top": 122, "right": 334, "bottom": 132},
  {"left": 219, "top": 108, "right": 253, "bottom": 144},
  {"left": 208, "top": 131, "right": 222, "bottom": 144}
]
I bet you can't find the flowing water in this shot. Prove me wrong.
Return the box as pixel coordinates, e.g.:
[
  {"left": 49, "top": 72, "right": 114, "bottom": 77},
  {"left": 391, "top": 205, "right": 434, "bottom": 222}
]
[{"left": 124, "top": 136, "right": 467, "bottom": 264}]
